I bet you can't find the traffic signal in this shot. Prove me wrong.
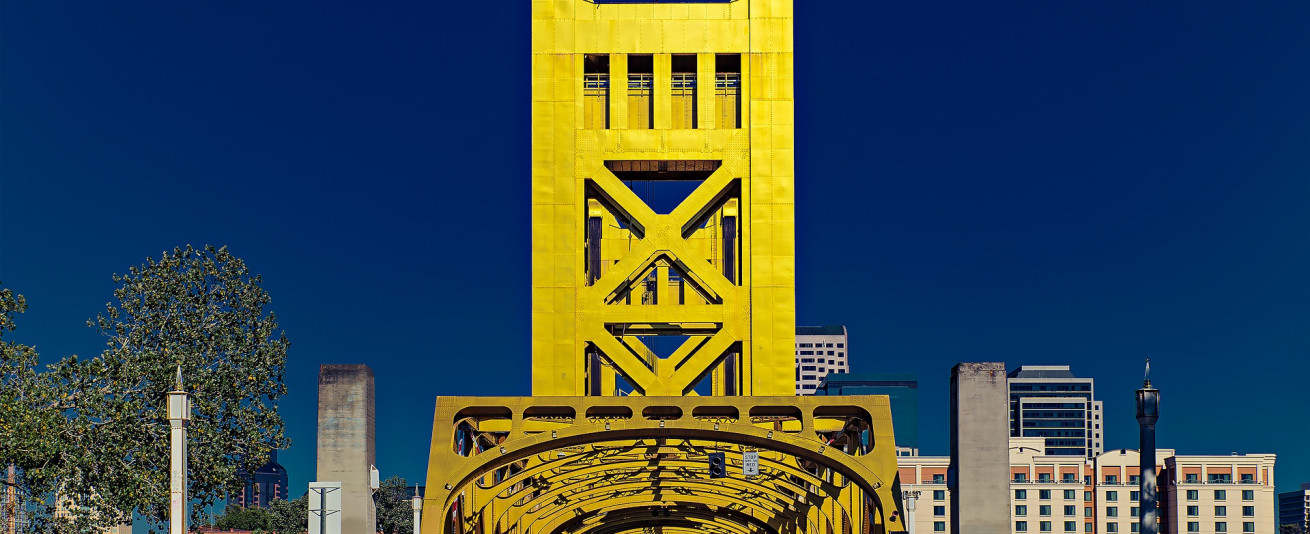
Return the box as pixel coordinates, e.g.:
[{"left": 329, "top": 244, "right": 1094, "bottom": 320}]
[{"left": 708, "top": 452, "right": 726, "bottom": 478}]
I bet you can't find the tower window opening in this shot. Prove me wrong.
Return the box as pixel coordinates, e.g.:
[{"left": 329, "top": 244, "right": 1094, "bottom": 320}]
[
  {"left": 671, "top": 54, "right": 698, "bottom": 129},
  {"left": 627, "top": 54, "right": 654, "bottom": 129},
  {"left": 715, "top": 53, "right": 741, "bottom": 129},
  {"left": 583, "top": 54, "right": 610, "bottom": 129}
]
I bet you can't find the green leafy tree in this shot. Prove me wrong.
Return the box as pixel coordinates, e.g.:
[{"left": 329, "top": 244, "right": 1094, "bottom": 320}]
[
  {"left": 267, "top": 494, "right": 309, "bottom": 534},
  {"left": 0, "top": 246, "right": 290, "bottom": 531},
  {"left": 214, "top": 505, "right": 272, "bottom": 531},
  {"left": 375, "top": 476, "right": 418, "bottom": 534}
]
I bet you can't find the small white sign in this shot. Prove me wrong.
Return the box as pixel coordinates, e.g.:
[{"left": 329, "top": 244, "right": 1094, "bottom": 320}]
[{"left": 742, "top": 451, "right": 760, "bottom": 476}]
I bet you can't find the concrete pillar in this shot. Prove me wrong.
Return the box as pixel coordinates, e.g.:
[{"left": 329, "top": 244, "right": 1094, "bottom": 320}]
[
  {"left": 949, "top": 362, "right": 1009, "bottom": 534},
  {"left": 318, "top": 365, "right": 376, "bottom": 534}
]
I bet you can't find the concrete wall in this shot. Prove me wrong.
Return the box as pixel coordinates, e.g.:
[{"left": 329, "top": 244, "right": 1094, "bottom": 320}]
[
  {"left": 317, "top": 365, "right": 376, "bottom": 534},
  {"left": 950, "top": 362, "right": 1010, "bottom": 534}
]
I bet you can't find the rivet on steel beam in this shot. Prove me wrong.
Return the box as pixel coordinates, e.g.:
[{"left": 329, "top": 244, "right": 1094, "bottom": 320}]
[
  {"left": 445, "top": 484, "right": 453, "bottom": 490},
  {"left": 551, "top": 430, "right": 558, "bottom": 438},
  {"left": 767, "top": 431, "right": 774, "bottom": 439},
  {"left": 499, "top": 447, "right": 506, "bottom": 454},
  {"left": 605, "top": 422, "right": 611, "bottom": 430},
  {"left": 818, "top": 446, "right": 825, "bottom": 453},
  {"left": 659, "top": 420, "right": 665, "bottom": 428},
  {"left": 714, "top": 423, "right": 720, "bottom": 431}
]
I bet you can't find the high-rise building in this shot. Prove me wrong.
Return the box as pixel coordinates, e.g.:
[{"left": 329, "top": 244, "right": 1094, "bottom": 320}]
[
  {"left": 1280, "top": 483, "right": 1310, "bottom": 534},
  {"left": 232, "top": 450, "right": 289, "bottom": 509},
  {"left": 794, "top": 325, "right": 848, "bottom": 394},
  {"left": 1007, "top": 365, "right": 1104, "bottom": 458},
  {"left": 814, "top": 372, "right": 919, "bottom": 453},
  {"left": 897, "top": 441, "right": 1277, "bottom": 534}
]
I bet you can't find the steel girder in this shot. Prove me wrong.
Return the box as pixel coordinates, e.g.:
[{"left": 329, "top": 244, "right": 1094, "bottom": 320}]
[{"left": 422, "top": 396, "right": 906, "bottom": 534}]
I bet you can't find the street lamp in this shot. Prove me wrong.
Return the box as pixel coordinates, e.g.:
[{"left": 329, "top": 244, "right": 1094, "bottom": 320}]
[
  {"left": 411, "top": 486, "right": 422, "bottom": 534},
  {"left": 167, "top": 366, "right": 190, "bottom": 534}
]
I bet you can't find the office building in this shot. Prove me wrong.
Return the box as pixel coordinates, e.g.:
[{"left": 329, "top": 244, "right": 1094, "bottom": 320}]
[
  {"left": 898, "top": 443, "right": 1277, "bottom": 534},
  {"left": 1280, "top": 483, "right": 1309, "bottom": 534},
  {"left": 1008, "top": 365, "right": 1104, "bottom": 458},
  {"left": 232, "top": 449, "right": 289, "bottom": 508},
  {"left": 795, "top": 325, "right": 848, "bottom": 394},
  {"left": 815, "top": 372, "right": 919, "bottom": 453}
]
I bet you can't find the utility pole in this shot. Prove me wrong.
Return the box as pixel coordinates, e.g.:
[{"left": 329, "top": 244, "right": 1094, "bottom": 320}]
[
  {"left": 411, "top": 486, "right": 422, "bottom": 534},
  {"left": 167, "top": 367, "right": 190, "bottom": 534},
  {"left": 1136, "top": 360, "right": 1160, "bottom": 534}
]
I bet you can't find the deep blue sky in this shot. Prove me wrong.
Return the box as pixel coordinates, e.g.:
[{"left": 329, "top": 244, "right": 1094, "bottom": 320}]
[{"left": 2, "top": 0, "right": 1307, "bottom": 502}]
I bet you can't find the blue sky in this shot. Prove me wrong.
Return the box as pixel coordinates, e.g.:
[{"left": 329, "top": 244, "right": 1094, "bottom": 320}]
[{"left": 2, "top": 0, "right": 1307, "bottom": 503}]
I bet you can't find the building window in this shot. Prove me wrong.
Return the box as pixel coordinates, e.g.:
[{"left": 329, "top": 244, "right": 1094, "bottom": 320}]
[
  {"left": 933, "top": 474, "right": 945, "bottom": 484},
  {"left": 1130, "top": 491, "right": 1140, "bottom": 502},
  {"left": 1130, "top": 475, "right": 1141, "bottom": 485},
  {"left": 1107, "top": 523, "right": 1118, "bottom": 533},
  {"left": 1242, "top": 522, "right": 1255, "bottom": 533},
  {"left": 1084, "top": 507, "right": 1092, "bottom": 518},
  {"left": 1187, "top": 522, "right": 1199, "bottom": 533},
  {"left": 1105, "top": 475, "right": 1118, "bottom": 484},
  {"left": 1017, "top": 505, "right": 1028, "bottom": 516},
  {"left": 583, "top": 55, "right": 610, "bottom": 129},
  {"left": 1215, "top": 490, "right": 1227, "bottom": 500},
  {"left": 1016, "top": 521, "right": 1028, "bottom": 532},
  {"left": 1016, "top": 489, "right": 1028, "bottom": 500},
  {"left": 934, "top": 490, "right": 945, "bottom": 501},
  {"left": 836, "top": 343, "right": 844, "bottom": 348},
  {"left": 1130, "top": 507, "right": 1139, "bottom": 517},
  {"left": 670, "top": 54, "right": 697, "bottom": 129},
  {"left": 1187, "top": 490, "right": 1199, "bottom": 501},
  {"left": 1107, "top": 507, "right": 1118, "bottom": 517},
  {"left": 1064, "top": 474, "right": 1078, "bottom": 483},
  {"left": 1241, "top": 506, "right": 1253, "bottom": 517},
  {"left": 1130, "top": 523, "right": 1140, "bottom": 533},
  {"left": 1015, "top": 473, "right": 1028, "bottom": 483},
  {"left": 1064, "top": 521, "right": 1076, "bottom": 532},
  {"left": 933, "top": 521, "right": 946, "bottom": 532},
  {"left": 1085, "top": 523, "right": 1093, "bottom": 533},
  {"left": 1215, "top": 522, "right": 1227, "bottom": 533},
  {"left": 1241, "top": 490, "right": 1253, "bottom": 501},
  {"left": 1187, "top": 506, "right": 1199, "bottom": 517},
  {"left": 1106, "top": 491, "right": 1117, "bottom": 502},
  {"left": 1064, "top": 490, "right": 1077, "bottom": 500},
  {"left": 627, "top": 54, "right": 654, "bottom": 129},
  {"left": 1040, "top": 490, "right": 1051, "bottom": 500},
  {"left": 713, "top": 57, "right": 740, "bottom": 130},
  {"left": 1040, "top": 473, "right": 1053, "bottom": 483},
  {"left": 1186, "top": 474, "right": 1199, "bottom": 483},
  {"left": 1210, "top": 474, "right": 1233, "bottom": 484},
  {"left": 1215, "top": 506, "right": 1226, "bottom": 517},
  {"left": 1240, "top": 473, "right": 1254, "bottom": 483},
  {"left": 1064, "top": 506, "right": 1076, "bottom": 516},
  {"left": 1040, "top": 505, "right": 1052, "bottom": 516},
  {"left": 933, "top": 505, "right": 945, "bottom": 517},
  {"left": 1084, "top": 491, "right": 1093, "bottom": 502},
  {"left": 1040, "top": 521, "right": 1052, "bottom": 532}
]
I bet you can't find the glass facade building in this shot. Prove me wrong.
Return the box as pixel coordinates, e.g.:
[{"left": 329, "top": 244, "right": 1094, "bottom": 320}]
[{"left": 1007, "top": 365, "right": 1103, "bottom": 458}]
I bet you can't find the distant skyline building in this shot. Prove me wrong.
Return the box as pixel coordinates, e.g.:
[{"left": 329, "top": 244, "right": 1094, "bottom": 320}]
[
  {"left": 1280, "top": 483, "right": 1310, "bottom": 534},
  {"left": 232, "top": 450, "right": 288, "bottom": 508},
  {"left": 814, "top": 372, "right": 919, "bottom": 453},
  {"left": 1007, "top": 365, "right": 1104, "bottom": 458},
  {"left": 898, "top": 439, "right": 1278, "bottom": 534},
  {"left": 794, "top": 325, "right": 848, "bottom": 395}
]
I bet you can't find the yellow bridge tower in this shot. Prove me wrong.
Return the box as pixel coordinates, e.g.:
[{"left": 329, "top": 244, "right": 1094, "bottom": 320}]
[{"left": 424, "top": 2, "right": 906, "bottom": 532}]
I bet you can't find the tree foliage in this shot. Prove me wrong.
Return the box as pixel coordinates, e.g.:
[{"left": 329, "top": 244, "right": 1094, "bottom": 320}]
[
  {"left": 209, "top": 495, "right": 307, "bottom": 534},
  {"left": 375, "top": 476, "right": 418, "bottom": 534},
  {"left": 0, "top": 245, "right": 290, "bottom": 532}
]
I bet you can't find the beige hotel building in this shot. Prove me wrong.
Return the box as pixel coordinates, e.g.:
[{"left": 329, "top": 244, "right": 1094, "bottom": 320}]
[{"left": 898, "top": 438, "right": 1276, "bottom": 534}]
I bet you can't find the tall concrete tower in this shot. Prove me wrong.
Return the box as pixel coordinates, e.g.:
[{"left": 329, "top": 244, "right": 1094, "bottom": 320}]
[
  {"left": 318, "top": 364, "right": 376, "bottom": 534},
  {"left": 1136, "top": 361, "right": 1160, "bottom": 534}
]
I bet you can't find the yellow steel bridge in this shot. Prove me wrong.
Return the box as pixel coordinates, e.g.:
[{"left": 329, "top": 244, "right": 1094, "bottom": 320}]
[{"left": 423, "top": 1, "right": 905, "bottom": 532}]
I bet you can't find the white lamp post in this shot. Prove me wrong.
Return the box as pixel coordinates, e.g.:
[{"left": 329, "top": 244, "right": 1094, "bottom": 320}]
[
  {"left": 411, "top": 486, "right": 422, "bottom": 534},
  {"left": 167, "top": 367, "right": 190, "bottom": 534}
]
